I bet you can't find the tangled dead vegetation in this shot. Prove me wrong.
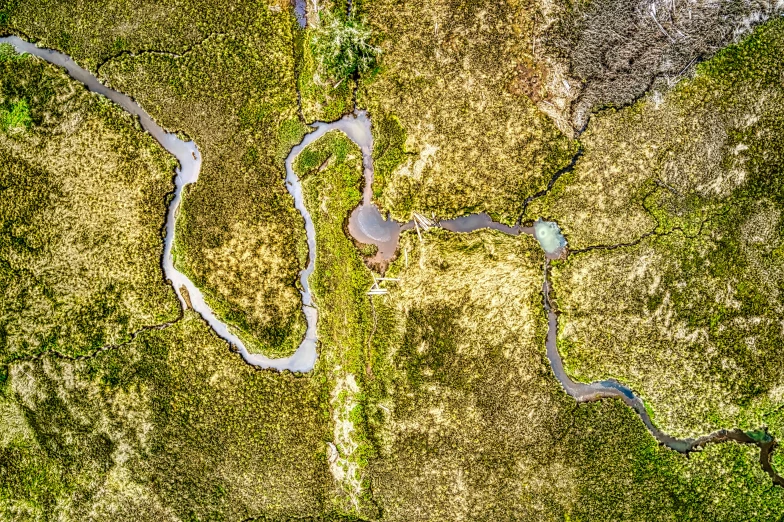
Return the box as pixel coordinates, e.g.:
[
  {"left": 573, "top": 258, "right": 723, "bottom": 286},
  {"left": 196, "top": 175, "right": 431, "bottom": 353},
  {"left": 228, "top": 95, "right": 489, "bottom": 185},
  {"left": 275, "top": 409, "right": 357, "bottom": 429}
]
[{"left": 538, "top": 0, "right": 784, "bottom": 133}]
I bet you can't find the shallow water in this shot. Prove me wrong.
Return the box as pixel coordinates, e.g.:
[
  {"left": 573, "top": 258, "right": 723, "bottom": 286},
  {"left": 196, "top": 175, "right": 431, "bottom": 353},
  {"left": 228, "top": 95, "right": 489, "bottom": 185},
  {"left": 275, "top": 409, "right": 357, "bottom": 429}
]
[
  {"left": 276, "top": 110, "right": 399, "bottom": 370},
  {"left": 534, "top": 218, "right": 568, "bottom": 258},
  {"left": 321, "top": 112, "right": 405, "bottom": 263},
  {"left": 0, "top": 38, "right": 529, "bottom": 371},
  {"left": 0, "top": 35, "right": 318, "bottom": 371},
  {"left": 439, "top": 212, "right": 530, "bottom": 236},
  {"left": 6, "top": 37, "right": 782, "bottom": 477},
  {"left": 540, "top": 261, "right": 772, "bottom": 455},
  {"left": 348, "top": 204, "right": 402, "bottom": 260},
  {"left": 293, "top": 0, "right": 307, "bottom": 27}
]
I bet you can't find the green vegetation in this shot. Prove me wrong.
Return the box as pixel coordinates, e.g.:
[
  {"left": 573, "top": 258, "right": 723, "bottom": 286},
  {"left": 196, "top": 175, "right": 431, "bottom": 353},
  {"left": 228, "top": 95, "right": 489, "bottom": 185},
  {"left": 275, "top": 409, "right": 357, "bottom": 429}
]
[
  {"left": 370, "top": 113, "right": 408, "bottom": 201},
  {"left": 543, "top": 19, "right": 784, "bottom": 442},
  {"left": 298, "top": 30, "right": 355, "bottom": 123},
  {"left": 1, "top": 311, "right": 336, "bottom": 520},
  {"left": 0, "top": 44, "right": 19, "bottom": 61},
  {"left": 311, "top": 11, "right": 380, "bottom": 83},
  {"left": 5, "top": 0, "right": 784, "bottom": 518},
  {"left": 3, "top": 0, "right": 314, "bottom": 357},
  {"left": 93, "top": 6, "right": 309, "bottom": 357},
  {"left": 5, "top": 205, "right": 784, "bottom": 520},
  {"left": 297, "top": 5, "right": 357, "bottom": 123},
  {"left": 0, "top": 123, "right": 369, "bottom": 521},
  {"left": 358, "top": 0, "right": 578, "bottom": 222},
  {"left": 362, "top": 228, "right": 784, "bottom": 520},
  {"left": 0, "top": 99, "right": 31, "bottom": 134},
  {"left": 295, "top": 130, "right": 379, "bottom": 515},
  {"left": 0, "top": 0, "right": 292, "bottom": 69},
  {"left": 0, "top": 49, "right": 179, "bottom": 362},
  {"left": 533, "top": 18, "right": 784, "bottom": 246}
]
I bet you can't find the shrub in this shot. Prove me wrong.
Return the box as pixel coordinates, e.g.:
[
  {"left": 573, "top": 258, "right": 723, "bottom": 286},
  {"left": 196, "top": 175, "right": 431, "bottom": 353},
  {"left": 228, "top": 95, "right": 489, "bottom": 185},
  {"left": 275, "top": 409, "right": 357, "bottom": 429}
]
[
  {"left": 311, "top": 11, "right": 380, "bottom": 84},
  {"left": 0, "top": 43, "right": 19, "bottom": 61},
  {"left": 1, "top": 99, "right": 31, "bottom": 134}
]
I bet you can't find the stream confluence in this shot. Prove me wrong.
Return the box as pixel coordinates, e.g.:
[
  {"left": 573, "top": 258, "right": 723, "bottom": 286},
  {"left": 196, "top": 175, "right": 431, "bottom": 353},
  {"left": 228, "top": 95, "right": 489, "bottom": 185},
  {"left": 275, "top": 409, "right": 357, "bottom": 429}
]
[{"left": 3, "top": 35, "right": 781, "bottom": 480}]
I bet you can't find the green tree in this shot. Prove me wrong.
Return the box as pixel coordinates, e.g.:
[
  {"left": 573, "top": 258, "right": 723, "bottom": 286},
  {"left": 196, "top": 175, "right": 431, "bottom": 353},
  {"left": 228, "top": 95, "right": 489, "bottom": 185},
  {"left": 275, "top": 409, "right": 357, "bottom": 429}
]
[{"left": 311, "top": 11, "right": 381, "bottom": 84}]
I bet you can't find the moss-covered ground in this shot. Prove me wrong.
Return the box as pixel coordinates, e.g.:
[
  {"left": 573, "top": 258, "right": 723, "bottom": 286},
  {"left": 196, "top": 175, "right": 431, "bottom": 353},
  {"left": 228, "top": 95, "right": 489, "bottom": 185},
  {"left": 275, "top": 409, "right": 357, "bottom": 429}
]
[
  {"left": 99, "top": 16, "right": 312, "bottom": 358},
  {"left": 531, "top": 18, "right": 784, "bottom": 249},
  {"left": 542, "top": 20, "right": 784, "bottom": 445},
  {"left": 0, "top": 46, "right": 179, "bottom": 363},
  {"left": 296, "top": 5, "right": 357, "bottom": 124},
  {"left": 295, "top": 130, "right": 378, "bottom": 514},
  {"left": 7, "top": 182, "right": 784, "bottom": 520},
  {"left": 1, "top": 311, "right": 337, "bottom": 520},
  {"left": 1, "top": 0, "right": 292, "bottom": 71}
]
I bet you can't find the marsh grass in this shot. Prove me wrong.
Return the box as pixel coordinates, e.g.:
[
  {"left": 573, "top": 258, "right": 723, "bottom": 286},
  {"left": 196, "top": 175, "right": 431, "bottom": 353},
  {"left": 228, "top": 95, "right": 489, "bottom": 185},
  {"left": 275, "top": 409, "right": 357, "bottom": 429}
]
[
  {"left": 0, "top": 51, "right": 179, "bottom": 362},
  {"left": 3, "top": 0, "right": 319, "bottom": 358},
  {"left": 0, "top": 44, "right": 17, "bottom": 61},
  {"left": 544, "top": 20, "right": 784, "bottom": 441},
  {"left": 5, "top": 0, "right": 784, "bottom": 517},
  {"left": 358, "top": 0, "right": 578, "bottom": 222},
  {"left": 361, "top": 228, "right": 784, "bottom": 519},
  {"left": 295, "top": 130, "right": 380, "bottom": 515},
  {"left": 1, "top": 0, "right": 295, "bottom": 69},
  {"left": 297, "top": 13, "right": 357, "bottom": 123},
  {"left": 311, "top": 11, "right": 380, "bottom": 83},
  {"left": 96, "top": 10, "right": 310, "bottom": 358},
  {"left": 0, "top": 99, "right": 31, "bottom": 134},
  {"left": 540, "top": 0, "right": 783, "bottom": 130},
  {"left": 1, "top": 312, "right": 338, "bottom": 519}
]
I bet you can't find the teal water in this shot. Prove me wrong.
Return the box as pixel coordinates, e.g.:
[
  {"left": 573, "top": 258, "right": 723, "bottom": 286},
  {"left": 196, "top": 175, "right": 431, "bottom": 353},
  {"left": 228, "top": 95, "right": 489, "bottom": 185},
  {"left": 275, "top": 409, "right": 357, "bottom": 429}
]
[{"left": 533, "top": 219, "right": 567, "bottom": 257}]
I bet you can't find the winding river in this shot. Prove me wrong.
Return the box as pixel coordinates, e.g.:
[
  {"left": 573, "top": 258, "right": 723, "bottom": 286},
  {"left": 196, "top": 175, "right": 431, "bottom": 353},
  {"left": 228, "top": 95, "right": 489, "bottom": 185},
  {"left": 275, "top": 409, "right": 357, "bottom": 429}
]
[{"left": 2, "top": 35, "right": 781, "bottom": 483}]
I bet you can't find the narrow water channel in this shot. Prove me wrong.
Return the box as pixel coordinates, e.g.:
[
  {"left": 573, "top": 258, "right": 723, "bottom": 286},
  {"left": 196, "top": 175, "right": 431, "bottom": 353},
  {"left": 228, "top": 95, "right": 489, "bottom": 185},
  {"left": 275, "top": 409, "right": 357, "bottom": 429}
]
[
  {"left": 0, "top": 35, "right": 317, "bottom": 371},
  {"left": 542, "top": 261, "right": 783, "bottom": 485},
  {"left": 2, "top": 35, "right": 781, "bottom": 484}
]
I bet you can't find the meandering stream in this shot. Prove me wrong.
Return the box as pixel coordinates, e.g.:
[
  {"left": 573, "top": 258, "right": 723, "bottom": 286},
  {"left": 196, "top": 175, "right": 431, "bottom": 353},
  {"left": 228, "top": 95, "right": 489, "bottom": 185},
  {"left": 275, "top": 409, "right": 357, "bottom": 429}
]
[{"left": 2, "top": 35, "right": 781, "bottom": 482}]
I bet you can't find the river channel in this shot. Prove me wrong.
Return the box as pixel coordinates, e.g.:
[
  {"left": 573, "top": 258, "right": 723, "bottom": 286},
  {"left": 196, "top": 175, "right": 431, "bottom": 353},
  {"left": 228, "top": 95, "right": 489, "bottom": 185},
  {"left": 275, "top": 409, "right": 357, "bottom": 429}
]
[{"left": 2, "top": 35, "right": 781, "bottom": 481}]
